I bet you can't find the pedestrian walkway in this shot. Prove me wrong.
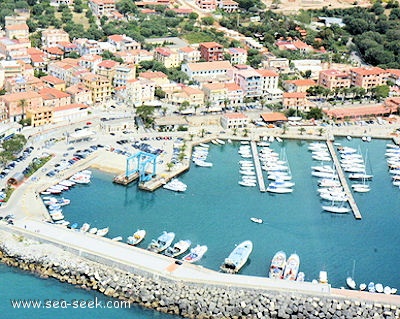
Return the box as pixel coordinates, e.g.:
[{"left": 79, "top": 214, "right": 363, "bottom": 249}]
[{"left": 250, "top": 141, "right": 266, "bottom": 192}]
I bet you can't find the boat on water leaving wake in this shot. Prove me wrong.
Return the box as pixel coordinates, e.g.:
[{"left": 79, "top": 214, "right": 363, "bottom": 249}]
[{"left": 220, "top": 240, "right": 253, "bottom": 274}]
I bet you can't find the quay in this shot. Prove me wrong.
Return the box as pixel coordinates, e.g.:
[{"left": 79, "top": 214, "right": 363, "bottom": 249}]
[
  {"left": 326, "top": 140, "right": 362, "bottom": 220},
  {"left": 250, "top": 141, "right": 266, "bottom": 192},
  {"left": 113, "top": 172, "right": 139, "bottom": 185}
]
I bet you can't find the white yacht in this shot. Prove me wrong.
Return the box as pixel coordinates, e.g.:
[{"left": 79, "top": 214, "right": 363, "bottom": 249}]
[{"left": 163, "top": 179, "right": 187, "bottom": 192}]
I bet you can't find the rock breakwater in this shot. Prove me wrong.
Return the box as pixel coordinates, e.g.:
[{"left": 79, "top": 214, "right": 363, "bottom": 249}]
[{"left": 0, "top": 231, "right": 399, "bottom": 318}]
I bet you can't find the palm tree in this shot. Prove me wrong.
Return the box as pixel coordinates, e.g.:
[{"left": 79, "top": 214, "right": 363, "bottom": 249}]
[
  {"left": 194, "top": 104, "right": 199, "bottom": 114},
  {"left": 166, "top": 162, "right": 174, "bottom": 171},
  {"left": 242, "top": 128, "right": 249, "bottom": 137},
  {"left": 18, "top": 99, "right": 27, "bottom": 120},
  {"left": 223, "top": 98, "right": 230, "bottom": 111},
  {"left": 161, "top": 107, "right": 167, "bottom": 116},
  {"left": 200, "top": 128, "right": 206, "bottom": 138},
  {"left": 318, "top": 127, "right": 325, "bottom": 136},
  {"left": 281, "top": 124, "right": 288, "bottom": 135},
  {"left": 189, "top": 133, "right": 194, "bottom": 141},
  {"left": 233, "top": 128, "right": 238, "bottom": 136},
  {"left": 205, "top": 101, "right": 211, "bottom": 113},
  {"left": 298, "top": 127, "right": 306, "bottom": 135}
]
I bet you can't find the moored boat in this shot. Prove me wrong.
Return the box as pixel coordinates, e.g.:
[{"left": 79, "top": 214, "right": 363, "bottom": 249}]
[
  {"left": 250, "top": 217, "right": 263, "bottom": 224},
  {"left": 96, "top": 227, "right": 109, "bottom": 237},
  {"left": 163, "top": 179, "right": 187, "bottom": 192},
  {"left": 346, "top": 277, "right": 356, "bottom": 289},
  {"left": 269, "top": 251, "right": 286, "bottom": 279},
  {"left": 80, "top": 223, "right": 90, "bottom": 232},
  {"left": 220, "top": 240, "right": 253, "bottom": 274},
  {"left": 127, "top": 229, "right": 146, "bottom": 245},
  {"left": 164, "top": 239, "right": 191, "bottom": 257},
  {"left": 148, "top": 231, "right": 175, "bottom": 253},
  {"left": 182, "top": 245, "right": 208, "bottom": 263},
  {"left": 283, "top": 253, "right": 300, "bottom": 280}
]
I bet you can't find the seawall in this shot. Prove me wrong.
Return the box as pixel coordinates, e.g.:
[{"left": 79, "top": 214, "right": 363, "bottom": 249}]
[{"left": 0, "top": 229, "right": 399, "bottom": 319}]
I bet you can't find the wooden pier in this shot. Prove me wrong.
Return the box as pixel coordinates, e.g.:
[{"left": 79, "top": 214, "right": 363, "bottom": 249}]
[
  {"left": 326, "top": 141, "right": 362, "bottom": 220},
  {"left": 250, "top": 141, "right": 266, "bottom": 192}
]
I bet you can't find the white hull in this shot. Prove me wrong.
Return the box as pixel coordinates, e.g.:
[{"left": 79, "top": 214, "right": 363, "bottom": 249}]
[
  {"left": 220, "top": 240, "right": 253, "bottom": 274},
  {"left": 182, "top": 245, "right": 208, "bottom": 263},
  {"left": 127, "top": 229, "right": 146, "bottom": 245}
]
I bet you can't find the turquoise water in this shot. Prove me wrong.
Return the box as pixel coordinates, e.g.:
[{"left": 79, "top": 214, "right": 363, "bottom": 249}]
[{"left": 2, "top": 137, "right": 400, "bottom": 318}]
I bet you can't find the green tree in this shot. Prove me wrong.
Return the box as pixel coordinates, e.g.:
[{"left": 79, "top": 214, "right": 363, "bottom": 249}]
[
  {"left": 298, "top": 127, "right": 306, "bottom": 135},
  {"left": 372, "top": 85, "right": 390, "bottom": 101},
  {"left": 166, "top": 162, "right": 174, "bottom": 171},
  {"left": 136, "top": 105, "right": 155, "bottom": 127},
  {"left": 306, "top": 107, "right": 324, "bottom": 120},
  {"left": 201, "top": 16, "right": 214, "bottom": 26},
  {"left": 2, "top": 134, "right": 26, "bottom": 154}
]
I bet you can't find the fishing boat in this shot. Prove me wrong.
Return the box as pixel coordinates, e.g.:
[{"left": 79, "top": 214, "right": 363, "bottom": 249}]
[
  {"left": 269, "top": 251, "right": 287, "bottom": 279},
  {"left": 96, "top": 227, "right": 109, "bottom": 237},
  {"left": 359, "top": 283, "right": 367, "bottom": 291},
  {"left": 182, "top": 245, "right": 208, "bottom": 263},
  {"left": 148, "top": 231, "right": 175, "bottom": 253},
  {"left": 127, "top": 229, "right": 146, "bottom": 245},
  {"left": 220, "top": 240, "right": 253, "bottom": 274},
  {"left": 164, "top": 239, "right": 191, "bottom": 257},
  {"left": 80, "top": 223, "right": 90, "bottom": 232},
  {"left": 250, "top": 217, "right": 263, "bottom": 224},
  {"left": 283, "top": 253, "right": 300, "bottom": 280},
  {"left": 346, "top": 277, "right": 356, "bottom": 289},
  {"left": 89, "top": 227, "right": 98, "bottom": 234},
  {"left": 375, "top": 283, "right": 384, "bottom": 293},
  {"left": 368, "top": 282, "right": 376, "bottom": 293}
]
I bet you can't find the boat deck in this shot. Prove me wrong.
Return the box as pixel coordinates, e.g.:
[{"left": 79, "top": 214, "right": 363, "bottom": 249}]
[
  {"left": 250, "top": 141, "right": 266, "bottom": 192},
  {"left": 326, "top": 141, "right": 362, "bottom": 220}
]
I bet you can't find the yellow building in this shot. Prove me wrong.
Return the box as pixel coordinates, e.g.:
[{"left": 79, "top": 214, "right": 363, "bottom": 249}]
[
  {"left": 81, "top": 73, "right": 112, "bottom": 103},
  {"left": 26, "top": 107, "right": 53, "bottom": 127}
]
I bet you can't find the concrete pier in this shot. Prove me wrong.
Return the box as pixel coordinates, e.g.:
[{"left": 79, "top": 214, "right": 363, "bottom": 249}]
[
  {"left": 326, "top": 141, "right": 362, "bottom": 220},
  {"left": 250, "top": 141, "right": 266, "bottom": 192}
]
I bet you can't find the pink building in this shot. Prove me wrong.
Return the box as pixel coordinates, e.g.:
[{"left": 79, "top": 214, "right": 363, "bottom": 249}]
[{"left": 1, "top": 91, "right": 43, "bottom": 121}]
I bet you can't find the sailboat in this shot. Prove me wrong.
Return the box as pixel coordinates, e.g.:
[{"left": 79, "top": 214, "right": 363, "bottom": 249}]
[
  {"left": 322, "top": 200, "right": 351, "bottom": 214},
  {"left": 346, "top": 260, "right": 357, "bottom": 289},
  {"left": 352, "top": 150, "right": 371, "bottom": 193}
]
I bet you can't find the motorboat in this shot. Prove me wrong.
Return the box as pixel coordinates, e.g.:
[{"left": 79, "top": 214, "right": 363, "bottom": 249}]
[
  {"left": 368, "top": 282, "right": 376, "bottom": 292},
  {"left": 238, "top": 180, "right": 256, "bottom": 187},
  {"left": 148, "top": 231, "right": 175, "bottom": 253},
  {"left": 352, "top": 185, "right": 370, "bottom": 193},
  {"left": 194, "top": 160, "right": 213, "bottom": 167},
  {"left": 384, "top": 286, "right": 392, "bottom": 295},
  {"left": 163, "top": 179, "right": 187, "bottom": 192},
  {"left": 50, "top": 211, "right": 64, "bottom": 221},
  {"left": 320, "top": 192, "right": 347, "bottom": 202},
  {"left": 80, "top": 223, "right": 90, "bottom": 232},
  {"left": 296, "top": 272, "right": 305, "bottom": 282},
  {"left": 96, "top": 227, "right": 109, "bottom": 237},
  {"left": 112, "top": 236, "right": 123, "bottom": 241},
  {"left": 164, "top": 239, "right": 191, "bottom": 257},
  {"left": 375, "top": 283, "right": 384, "bottom": 293},
  {"left": 283, "top": 253, "right": 300, "bottom": 281},
  {"left": 359, "top": 283, "right": 367, "bottom": 291},
  {"left": 250, "top": 217, "right": 263, "bottom": 224},
  {"left": 349, "top": 173, "right": 373, "bottom": 180},
  {"left": 311, "top": 171, "right": 338, "bottom": 179},
  {"left": 220, "top": 240, "right": 253, "bottom": 274},
  {"left": 216, "top": 139, "right": 225, "bottom": 145},
  {"left": 269, "top": 251, "right": 286, "bottom": 279},
  {"left": 269, "top": 180, "right": 295, "bottom": 188},
  {"left": 89, "top": 227, "right": 98, "bottom": 234},
  {"left": 318, "top": 178, "right": 341, "bottom": 187},
  {"left": 182, "top": 245, "right": 208, "bottom": 263},
  {"left": 346, "top": 277, "right": 356, "bottom": 289},
  {"left": 268, "top": 173, "right": 292, "bottom": 181},
  {"left": 267, "top": 185, "right": 293, "bottom": 193},
  {"left": 240, "top": 170, "right": 255, "bottom": 176},
  {"left": 43, "top": 197, "right": 70, "bottom": 206},
  {"left": 312, "top": 165, "right": 335, "bottom": 173},
  {"left": 127, "top": 229, "right": 146, "bottom": 246},
  {"left": 199, "top": 143, "right": 209, "bottom": 148}
]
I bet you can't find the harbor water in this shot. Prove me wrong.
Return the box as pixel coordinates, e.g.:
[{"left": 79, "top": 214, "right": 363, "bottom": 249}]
[{"left": 2, "top": 137, "right": 400, "bottom": 318}]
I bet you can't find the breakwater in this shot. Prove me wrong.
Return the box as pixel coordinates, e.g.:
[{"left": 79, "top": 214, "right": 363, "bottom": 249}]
[{"left": 0, "top": 230, "right": 399, "bottom": 319}]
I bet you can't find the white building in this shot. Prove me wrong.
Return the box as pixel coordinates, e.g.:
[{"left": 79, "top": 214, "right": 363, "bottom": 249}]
[
  {"left": 220, "top": 112, "right": 248, "bottom": 129},
  {"left": 181, "top": 61, "right": 232, "bottom": 83}
]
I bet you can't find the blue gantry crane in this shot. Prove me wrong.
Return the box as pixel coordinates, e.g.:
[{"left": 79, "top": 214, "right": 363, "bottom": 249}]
[{"left": 126, "top": 151, "right": 158, "bottom": 182}]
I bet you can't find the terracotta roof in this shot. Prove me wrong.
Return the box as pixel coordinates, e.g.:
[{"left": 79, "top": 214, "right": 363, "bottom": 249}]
[
  {"left": 66, "top": 84, "right": 90, "bottom": 94},
  {"left": 283, "top": 92, "right": 307, "bottom": 98},
  {"left": 79, "top": 54, "right": 102, "bottom": 62},
  {"left": 39, "top": 88, "right": 70, "bottom": 100},
  {"left": 186, "top": 61, "right": 232, "bottom": 72},
  {"left": 200, "top": 42, "right": 223, "bottom": 49},
  {"left": 108, "top": 34, "right": 124, "bottom": 42},
  {"left": 27, "top": 47, "right": 44, "bottom": 55},
  {"left": 202, "top": 82, "right": 225, "bottom": 90},
  {"left": 387, "top": 69, "right": 400, "bottom": 78},
  {"left": 170, "top": 8, "right": 193, "bottom": 14},
  {"left": 54, "top": 103, "right": 88, "bottom": 112},
  {"left": 325, "top": 105, "right": 397, "bottom": 119},
  {"left": 41, "top": 75, "right": 65, "bottom": 85},
  {"left": 285, "top": 79, "right": 315, "bottom": 86},
  {"left": 181, "top": 85, "right": 203, "bottom": 95},
  {"left": 30, "top": 55, "right": 45, "bottom": 63},
  {"left": 225, "top": 82, "right": 242, "bottom": 91},
  {"left": 1, "top": 91, "right": 41, "bottom": 102},
  {"left": 223, "top": 113, "right": 247, "bottom": 119},
  {"left": 6, "top": 24, "right": 29, "bottom": 31},
  {"left": 292, "top": 40, "right": 310, "bottom": 49},
  {"left": 46, "top": 47, "right": 64, "bottom": 55},
  {"left": 350, "top": 67, "right": 387, "bottom": 76},
  {"left": 90, "top": 0, "right": 115, "bottom": 4},
  {"left": 260, "top": 112, "right": 288, "bottom": 122},
  {"left": 320, "top": 69, "right": 349, "bottom": 77},
  {"left": 179, "top": 46, "right": 196, "bottom": 53},
  {"left": 139, "top": 71, "right": 168, "bottom": 79},
  {"left": 98, "top": 60, "right": 118, "bottom": 68},
  {"left": 256, "top": 69, "right": 279, "bottom": 77},
  {"left": 155, "top": 47, "right": 173, "bottom": 56},
  {"left": 140, "top": 8, "right": 157, "bottom": 13}
]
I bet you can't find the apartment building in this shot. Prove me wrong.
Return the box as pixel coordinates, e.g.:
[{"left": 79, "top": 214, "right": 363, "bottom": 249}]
[
  {"left": 78, "top": 54, "right": 103, "bottom": 71},
  {"left": 178, "top": 47, "right": 201, "bottom": 63},
  {"left": 5, "top": 75, "right": 44, "bottom": 94},
  {"left": 81, "top": 73, "right": 112, "bottom": 103},
  {"left": 0, "top": 37, "right": 31, "bottom": 62},
  {"left": 181, "top": 61, "right": 233, "bottom": 82},
  {"left": 96, "top": 59, "right": 119, "bottom": 82},
  {"left": 38, "top": 87, "right": 71, "bottom": 107},
  {"left": 199, "top": 42, "right": 224, "bottom": 62},
  {"left": 229, "top": 65, "right": 262, "bottom": 98},
  {"left": 318, "top": 69, "right": 351, "bottom": 90},
  {"left": 5, "top": 24, "right": 29, "bottom": 40},
  {"left": 26, "top": 107, "right": 53, "bottom": 127},
  {"left": 41, "top": 75, "right": 66, "bottom": 91},
  {"left": 282, "top": 92, "right": 310, "bottom": 111},
  {"left": 220, "top": 113, "right": 248, "bottom": 129},
  {"left": 107, "top": 34, "right": 141, "bottom": 51},
  {"left": 88, "top": 0, "right": 116, "bottom": 17},
  {"left": 256, "top": 69, "right": 279, "bottom": 94},
  {"left": 153, "top": 47, "right": 180, "bottom": 68},
  {"left": 138, "top": 71, "right": 169, "bottom": 87},
  {"left": 66, "top": 84, "right": 93, "bottom": 105},
  {"left": 1, "top": 91, "right": 43, "bottom": 121},
  {"left": 227, "top": 47, "right": 247, "bottom": 65},
  {"left": 113, "top": 64, "right": 136, "bottom": 87},
  {"left": 195, "top": 0, "right": 216, "bottom": 10},
  {"left": 41, "top": 29, "right": 70, "bottom": 48},
  {"left": 350, "top": 67, "right": 389, "bottom": 89},
  {"left": 283, "top": 79, "right": 316, "bottom": 93}
]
